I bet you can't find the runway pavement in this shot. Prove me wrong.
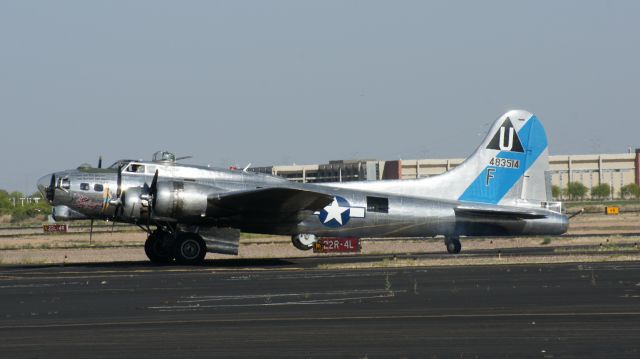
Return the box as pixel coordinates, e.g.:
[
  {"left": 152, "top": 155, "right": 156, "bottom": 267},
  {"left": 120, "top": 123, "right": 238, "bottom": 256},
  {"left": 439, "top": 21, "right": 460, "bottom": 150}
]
[{"left": 1, "top": 258, "right": 639, "bottom": 358}]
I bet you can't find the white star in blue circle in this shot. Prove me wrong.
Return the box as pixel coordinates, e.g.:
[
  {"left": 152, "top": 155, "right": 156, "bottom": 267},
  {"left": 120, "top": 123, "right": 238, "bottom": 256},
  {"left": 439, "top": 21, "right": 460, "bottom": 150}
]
[{"left": 318, "top": 196, "right": 351, "bottom": 228}]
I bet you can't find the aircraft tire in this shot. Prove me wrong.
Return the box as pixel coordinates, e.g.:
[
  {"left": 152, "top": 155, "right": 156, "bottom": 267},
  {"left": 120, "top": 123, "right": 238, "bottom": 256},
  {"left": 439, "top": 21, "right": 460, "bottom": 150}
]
[
  {"left": 144, "top": 233, "right": 173, "bottom": 264},
  {"left": 292, "top": 234, "right": 316, "bottom": 251},
  {"left": 445, "top": 237, "right": 461, "bottom": 254},
  {"left": 174, "top": 233, "right": 206, "bottom": 265}
]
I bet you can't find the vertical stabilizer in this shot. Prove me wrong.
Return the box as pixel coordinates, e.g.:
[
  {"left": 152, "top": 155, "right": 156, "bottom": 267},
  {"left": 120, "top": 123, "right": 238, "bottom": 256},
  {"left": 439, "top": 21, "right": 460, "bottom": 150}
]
[
  {"left": 454, "top": 110, "right": 550, "bottom": 206},
  {"left": 328, "top": 110, "right": 552, "bottom": 208}
]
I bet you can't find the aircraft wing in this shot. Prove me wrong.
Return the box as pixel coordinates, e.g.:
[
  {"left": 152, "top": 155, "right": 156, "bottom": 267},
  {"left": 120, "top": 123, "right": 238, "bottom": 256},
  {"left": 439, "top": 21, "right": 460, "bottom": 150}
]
[
  {"left": 207, "top": 187, "right": 334, "bottom": 218},
  {"left": 454, "top": 205, "right": 548, "bottom": 220}
]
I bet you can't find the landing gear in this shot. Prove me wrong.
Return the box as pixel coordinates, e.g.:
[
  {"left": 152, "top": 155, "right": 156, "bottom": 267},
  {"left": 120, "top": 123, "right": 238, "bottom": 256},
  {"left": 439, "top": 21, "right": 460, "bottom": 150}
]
[
  {"left": 144, "top": 230, "right": 207, "bottom": 265},
  {"left": 292, "top": 234, "right": 317, "bottom": 251},
  {"left": 174, "top": 233, "right": 207, "bottom": 265},
  {"left": 144, "top": 230, "right": 174, "bottom": 264},
  {"left": 445, "top": 236, "right": 462, "bottom": 254}
]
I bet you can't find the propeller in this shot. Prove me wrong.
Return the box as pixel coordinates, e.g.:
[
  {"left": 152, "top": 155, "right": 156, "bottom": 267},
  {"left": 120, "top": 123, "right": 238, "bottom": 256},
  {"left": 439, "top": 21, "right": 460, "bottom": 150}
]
[
  {"left": 108, "top": 164, "right": 124, "bottom": 219},
  {"left": 90, "top": 155, "right": 101, "bottom": 245},
  {"left": 140, "top": 170, "right": 159, "bottom": 222},
  {"left": 116, "top": 164, "right": 122, "bottom": 198},
  {"left": 45, "top": 174, "right": 56, "bottom": 202},
  {"left": 149, "top": 169, "right": 158, "bottom": 203}
]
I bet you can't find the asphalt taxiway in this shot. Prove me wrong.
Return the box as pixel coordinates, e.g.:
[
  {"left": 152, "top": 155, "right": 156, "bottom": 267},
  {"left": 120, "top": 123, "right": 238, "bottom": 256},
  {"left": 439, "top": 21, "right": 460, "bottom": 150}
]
[{"left": 1, "top": 258, "right": 639, "bottom": 358}]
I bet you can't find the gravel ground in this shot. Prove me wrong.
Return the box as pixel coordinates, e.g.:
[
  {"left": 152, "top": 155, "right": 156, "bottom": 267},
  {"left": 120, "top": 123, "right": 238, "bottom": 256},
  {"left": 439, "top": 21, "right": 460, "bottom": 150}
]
[{"left": 0, "top": 213, "right": 638, "bottom": 266}]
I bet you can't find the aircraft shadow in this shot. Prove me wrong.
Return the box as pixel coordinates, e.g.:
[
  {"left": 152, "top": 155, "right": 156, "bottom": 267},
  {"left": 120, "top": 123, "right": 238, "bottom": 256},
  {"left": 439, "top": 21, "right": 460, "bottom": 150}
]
[{"left": 2, "top": 258, "right": 297, "bottom": 271}]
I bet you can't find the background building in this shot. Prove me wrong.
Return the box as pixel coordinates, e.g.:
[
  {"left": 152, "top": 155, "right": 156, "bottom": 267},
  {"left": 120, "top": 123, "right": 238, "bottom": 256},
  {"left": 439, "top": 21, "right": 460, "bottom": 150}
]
[{"left": 251, "top": 149, "right": 640, "bottom": 199}]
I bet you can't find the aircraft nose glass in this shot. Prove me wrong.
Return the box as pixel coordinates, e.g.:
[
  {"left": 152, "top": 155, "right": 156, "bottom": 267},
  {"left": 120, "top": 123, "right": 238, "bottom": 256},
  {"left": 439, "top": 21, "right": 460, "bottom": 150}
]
[{"left": 38, "top": 173, "right": 56, "bottom": 201}]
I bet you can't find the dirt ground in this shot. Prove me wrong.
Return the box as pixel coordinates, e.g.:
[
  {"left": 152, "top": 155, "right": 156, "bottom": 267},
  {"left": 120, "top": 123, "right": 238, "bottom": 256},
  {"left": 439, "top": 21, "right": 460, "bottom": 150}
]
[{"left": 0, "top": 212, "right": 638, "bottom": 266}]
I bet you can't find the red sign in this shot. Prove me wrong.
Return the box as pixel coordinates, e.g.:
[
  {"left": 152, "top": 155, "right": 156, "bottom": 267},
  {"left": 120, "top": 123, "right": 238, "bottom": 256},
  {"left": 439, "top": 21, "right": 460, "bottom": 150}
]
[
  {"left": 313, "top": 237, "right": 361, "bottom": 253},
  {"left": 43, "top": 224, "right": 68, "bottom": 233}
]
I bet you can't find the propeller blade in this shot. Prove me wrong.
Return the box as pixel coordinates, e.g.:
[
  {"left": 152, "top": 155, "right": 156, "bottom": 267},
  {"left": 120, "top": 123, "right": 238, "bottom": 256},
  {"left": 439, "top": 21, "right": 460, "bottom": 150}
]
[
  {"left": 109, "top": 164, "right": 124, "bottom": 219},
  {"left": 98, "top": 156, "right": 102, "bottom": 169},
  {"left": 149, "top": 169, "right": 159, "bottom": 197},
  {"left": 46, "top": 174, "right": 56, "bottom": 201},
  {"left": 116, "top": 165, "right": 123, "bottom": 198},
  {"left": 147, "top": 169, "right": 159, "bottom": 221}
]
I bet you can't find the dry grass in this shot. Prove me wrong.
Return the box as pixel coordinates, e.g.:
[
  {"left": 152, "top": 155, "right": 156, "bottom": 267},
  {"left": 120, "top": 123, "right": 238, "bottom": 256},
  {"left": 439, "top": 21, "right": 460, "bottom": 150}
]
[{"left": 0, "top": 212, "right": 639, "bottom": 266}]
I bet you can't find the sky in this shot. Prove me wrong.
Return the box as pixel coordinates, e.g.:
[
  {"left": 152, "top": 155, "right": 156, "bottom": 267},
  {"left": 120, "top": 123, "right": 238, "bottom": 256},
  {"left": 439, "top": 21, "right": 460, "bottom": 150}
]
[{"left": 1, "top": 0, "right": 639, "bottom": 193}]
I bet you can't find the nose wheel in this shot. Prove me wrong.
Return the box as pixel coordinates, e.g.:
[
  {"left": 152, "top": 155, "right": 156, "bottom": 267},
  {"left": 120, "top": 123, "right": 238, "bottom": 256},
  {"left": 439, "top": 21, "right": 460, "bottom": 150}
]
[{"left": 445, "top": 236, "right": 461, "bottom": 254}]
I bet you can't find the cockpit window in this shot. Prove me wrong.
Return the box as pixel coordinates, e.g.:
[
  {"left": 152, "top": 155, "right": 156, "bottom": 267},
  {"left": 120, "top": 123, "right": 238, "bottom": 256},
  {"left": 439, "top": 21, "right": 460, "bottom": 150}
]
[
  {"left": 126, "top": 164, "right": 145, "bottom": 173},
  {"left": 108, "top": 160, "right": 135, "bottom": 169},
  {"left": 80, "top": 183, "right": 90, "bottom": 191},
  {"left": 60, "top": 178, "right": 70, "bottom": 190},
  {"left": 94, "top": 184, "right": 104, "bottom": 192}
]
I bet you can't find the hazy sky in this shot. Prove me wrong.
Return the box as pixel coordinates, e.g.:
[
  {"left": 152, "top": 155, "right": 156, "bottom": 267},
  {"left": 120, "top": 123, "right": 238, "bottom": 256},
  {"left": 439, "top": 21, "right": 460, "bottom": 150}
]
[{"left": 1, "top": 1, "right": 639, "bottom": 193}]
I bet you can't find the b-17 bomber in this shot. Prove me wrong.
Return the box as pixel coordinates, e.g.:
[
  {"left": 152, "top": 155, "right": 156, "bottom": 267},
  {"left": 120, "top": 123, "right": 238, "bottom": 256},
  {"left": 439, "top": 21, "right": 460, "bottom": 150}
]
[{"left": 37, "top": 110, "right": 568, "bottom": 265}]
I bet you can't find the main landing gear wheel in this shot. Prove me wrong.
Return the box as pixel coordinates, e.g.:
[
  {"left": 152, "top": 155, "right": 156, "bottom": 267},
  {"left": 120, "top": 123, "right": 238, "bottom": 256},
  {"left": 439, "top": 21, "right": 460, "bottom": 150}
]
[
  {"left": 174, "top": 233, "right": 207, "bottom": 265},
  {"left": 144, "top": 232, "right": 173, "bottom": 264},
  {"left": 445, "top": 237, "right": 462, "bottom": 254}
]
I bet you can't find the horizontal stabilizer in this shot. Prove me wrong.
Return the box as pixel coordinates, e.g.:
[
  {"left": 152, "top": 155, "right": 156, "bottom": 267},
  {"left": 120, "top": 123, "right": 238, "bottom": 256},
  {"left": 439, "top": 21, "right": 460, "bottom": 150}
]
[{"left": 455, "top": 206, "right": 547, "bottom": 220}]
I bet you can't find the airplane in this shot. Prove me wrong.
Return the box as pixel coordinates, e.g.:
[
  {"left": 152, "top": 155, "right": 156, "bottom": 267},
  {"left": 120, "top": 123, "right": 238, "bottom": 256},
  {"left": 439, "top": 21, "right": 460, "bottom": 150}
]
[{"left": 37, "top": 109, "right": 568, "bottom": 265}]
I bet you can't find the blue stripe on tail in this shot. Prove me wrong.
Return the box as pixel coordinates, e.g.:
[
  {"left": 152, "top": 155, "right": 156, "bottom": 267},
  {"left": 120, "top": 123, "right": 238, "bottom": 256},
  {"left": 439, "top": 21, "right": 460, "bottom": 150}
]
[{"left": 458, "top": 115, "right": 547, "bottom": 204}]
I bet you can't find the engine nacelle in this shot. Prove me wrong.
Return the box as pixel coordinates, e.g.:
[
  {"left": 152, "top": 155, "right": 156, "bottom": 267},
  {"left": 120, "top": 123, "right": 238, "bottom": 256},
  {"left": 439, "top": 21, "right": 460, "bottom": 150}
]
[
  {"left": 153, "top": 181, "right": 209, "bottom": 220},
  {"left": 120, "top": 187, "right": 148, "bottom": 220}
]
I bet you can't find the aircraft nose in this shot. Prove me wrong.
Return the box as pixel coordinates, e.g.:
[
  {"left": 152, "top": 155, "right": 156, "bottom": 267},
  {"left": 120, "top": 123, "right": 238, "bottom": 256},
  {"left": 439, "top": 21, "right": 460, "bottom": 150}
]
[{"left": 37, "top": 173, "right": 54, "bottom": 202}]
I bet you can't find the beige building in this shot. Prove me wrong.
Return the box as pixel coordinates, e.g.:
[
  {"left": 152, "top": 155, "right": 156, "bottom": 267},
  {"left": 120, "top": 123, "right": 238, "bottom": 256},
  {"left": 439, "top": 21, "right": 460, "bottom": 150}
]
[{"left": 252, "top": 150, "right": 640, "bottom": 199}]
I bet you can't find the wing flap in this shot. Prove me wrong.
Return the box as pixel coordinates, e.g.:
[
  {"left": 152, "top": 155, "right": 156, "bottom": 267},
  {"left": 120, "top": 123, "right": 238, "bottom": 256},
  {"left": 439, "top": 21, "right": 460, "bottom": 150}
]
[{"left": 207, "top": 187, "right": 334, "bottom": 217}]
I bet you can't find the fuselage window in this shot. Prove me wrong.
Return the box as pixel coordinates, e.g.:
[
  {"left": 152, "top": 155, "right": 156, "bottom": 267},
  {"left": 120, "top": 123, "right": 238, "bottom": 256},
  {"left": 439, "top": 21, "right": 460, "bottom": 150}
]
[
  {"left": 94, "top": 184, "right": 104, "bottom": 192},
  {"left": 126, "top": 164, "right": 145, "bottom": 173},
  {"left": 367, "top": 196, "right": 389, "bottom": 213},
  {"left": 80, "top": 183, "right": 90, "bottom": 191}
]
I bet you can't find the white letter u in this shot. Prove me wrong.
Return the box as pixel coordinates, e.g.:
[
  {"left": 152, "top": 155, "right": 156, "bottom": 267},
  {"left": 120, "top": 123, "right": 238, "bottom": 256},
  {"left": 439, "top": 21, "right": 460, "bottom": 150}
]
[{"left": 499, "top": 127, "right": 514, "bottom": 151}]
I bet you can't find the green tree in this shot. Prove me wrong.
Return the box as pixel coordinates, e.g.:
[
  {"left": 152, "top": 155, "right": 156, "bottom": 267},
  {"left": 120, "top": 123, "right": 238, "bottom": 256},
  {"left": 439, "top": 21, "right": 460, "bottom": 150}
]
[
  {"left": 566, "top": 182, "right": 588, "bottom": 201},
  {"left": 621, "top": 183, "right": 640, "bottom": 199},
  {"left": 551, "top": 185, "right": 561, "bottom": 199},
  {"left": 591, "top": 183, "right": 611, "bottom": 200},
  {"left": 0, "top": 190, "right": 11, "bottom": 211},
  {"left": 0, "top": 188, "right": 52, "bottom": 221}
]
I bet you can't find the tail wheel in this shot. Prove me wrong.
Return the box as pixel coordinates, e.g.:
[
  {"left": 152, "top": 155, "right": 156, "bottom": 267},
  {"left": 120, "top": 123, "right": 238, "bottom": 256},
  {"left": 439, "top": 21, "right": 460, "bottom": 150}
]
[
  {"left": 445, "top": 237, "right": 462, "bottom": 254},
  {"left": 174, "top": 233, "right": 207, "bottom": 265},
  {"left": 292, "top": 234, "right": 317, "bottom": 251},
  {"left": 144, "top": 232, "right": 173, "bottom": 264}
]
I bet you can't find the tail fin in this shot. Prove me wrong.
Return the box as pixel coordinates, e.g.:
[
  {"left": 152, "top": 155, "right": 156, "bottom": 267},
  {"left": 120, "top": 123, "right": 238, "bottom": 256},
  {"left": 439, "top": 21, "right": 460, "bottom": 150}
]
[
  {"left": 331, "top": 109, "right": 552, "bottom": 207},
  {"left": 453, "top": 109, "right": 550, "bottom": 206}
]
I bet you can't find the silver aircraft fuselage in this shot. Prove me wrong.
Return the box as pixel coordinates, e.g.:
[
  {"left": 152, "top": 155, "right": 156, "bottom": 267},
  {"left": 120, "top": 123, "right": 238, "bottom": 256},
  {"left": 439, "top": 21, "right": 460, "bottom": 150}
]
[{"left": 38, "top": 159, "right": 567, "bottom": 239}]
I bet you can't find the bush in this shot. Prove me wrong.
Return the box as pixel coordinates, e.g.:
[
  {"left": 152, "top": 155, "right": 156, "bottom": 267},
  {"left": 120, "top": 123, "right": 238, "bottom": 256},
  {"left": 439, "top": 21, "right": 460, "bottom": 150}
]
[
  {"left": 551, "top": 185, "right": 561, "bottom": 199},
  {"left": 621, "top": 183, "right": 640, "bottom": 199},
  {"left": 0, "top": 188, "right": 51, "bottom": 223},
  {"left": 591, "top": 183, "right": 611, "bottom": 200},
  {"left": 566, "top": 182, "right": 588, "bottom": 201}
]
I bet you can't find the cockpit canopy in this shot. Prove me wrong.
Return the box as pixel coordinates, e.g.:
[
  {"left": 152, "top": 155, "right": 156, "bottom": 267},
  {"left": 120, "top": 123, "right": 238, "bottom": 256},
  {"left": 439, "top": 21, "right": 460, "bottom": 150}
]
[
  {"left": 152, "top": 151, "right": 176, "bottom": 163},
  {"left": 109, "top": 159, "right": 136, "bottom": 169}
]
